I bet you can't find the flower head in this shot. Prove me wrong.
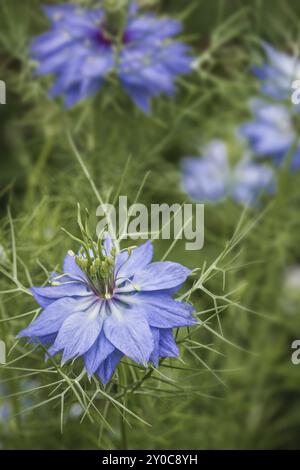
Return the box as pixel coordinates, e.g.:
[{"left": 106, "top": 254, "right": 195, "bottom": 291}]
[
  {"left": 253, "top": 42, "right": 300, "bottom": 102},
  {"left": 31, "top": 2, "right": 194, "bottom": 112},
  {"left": 181, "top": 139, "right": 275, "bottom": 206},
  {"left": 239, "top": 99, "right": 300, "bottom": 171},
  {"left": 17, "top": 236, "right": 196, "bottom": 384}
]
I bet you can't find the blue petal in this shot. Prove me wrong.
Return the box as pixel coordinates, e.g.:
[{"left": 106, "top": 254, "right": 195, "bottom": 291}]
[
  {"left": 17, "top": 296, "right": 92, "bottom": 338},
  {"left": 49, "top": 302, "right": 105, "bottom": 363},
  {"left": 122, "top": 84, "right": 151, "bottom": 113},
  {"left": 63, "top": 253, "right": 87, "bottom": 282},
  {"left": 102, "top": 233, "right": 114, "bottom": 257},
  {"left": 42, "top": 5, "right": 78, "bottom": 23},
  {"left": 149, "top": 327, "right": 160, "bottom": 367},
  {"left": 232, "top": 159, "right": 275, "bottom": 206},
  {"left": 159, "top": 329, "right": 179, "bottom": 358},
  {"left": 84, "top": 330, "right": 115, "bottom": 376},
  {"left": 28, "top": 333, "right": 57, "bottom": 346},
  {"left": 115, "top": 240, "right": 153, "bottom": 282},
  {"left": 125, "top": 292, "right": 196, "bottom": 328},
  {"left": 103, "top": 304, "right": 154, "bottom": 365},
  {"left": 96, "top": 349, "right": 123, "bottom": 384},
  {"left": 132, "top": 261, "right": 191, "bottom": 291},
  {"left": 31, "top": 282, "right": 91, "bottom": 302},
  {"left": 82, "top": 54, "right": 114, "bottom": 78},
  {"left": 31, "top": 30, "right": 74, "bottom": 58},
  {"left": 291, "top": 146, "right": 300, "bottom": 170},
  {"left": 181, "top": 140, "right": 230, "bottom": 203}
]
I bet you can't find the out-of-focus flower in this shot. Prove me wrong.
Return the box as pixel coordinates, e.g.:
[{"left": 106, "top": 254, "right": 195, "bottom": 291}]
[
  {"left": 239, "top": 99, "right": 300, "bottom": 171},
  {"left": 18, "top": 236, "right": 196, "bottom": 384},
  {"left": 253, "top": 42, "right": 300, "bottom": 102},
  {"left": 181, "top": 139, "right": 275, "bottom": 206},
  {"left": 0, "top": 403, "right": 10, "bottom": 421},
  {"left": 31, "top": 2, "right": 194, "bottom": 112},
  {"left": 69, "top": 403, "right": 83, "bottom": 419}
]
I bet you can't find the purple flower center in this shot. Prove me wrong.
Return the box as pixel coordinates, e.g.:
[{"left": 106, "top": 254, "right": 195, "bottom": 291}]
[
  {"left": 94, "top": 29, "right": 113, "bottom": 47},
  {"left": 93, "top": 28, "right": 132, "bottom": 47}
]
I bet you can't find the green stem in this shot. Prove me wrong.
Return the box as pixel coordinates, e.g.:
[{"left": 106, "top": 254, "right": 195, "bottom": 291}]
[
  {"left": 118, "top": 364, "right": 128, "bottom": 450},
  {"left": 120, "top": 411, "right": 128, "bottom": 450}
]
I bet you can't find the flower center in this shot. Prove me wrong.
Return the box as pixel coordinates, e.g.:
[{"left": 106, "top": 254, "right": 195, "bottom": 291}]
[
  {"left": 94, "top": 29, "right": 114, "bottom": 47},
  {"left": 93, "top": 28, "right": 131, "bottom": 47},
  {"left": 76, "top": 245, "right": 116, "bottom": 299}
]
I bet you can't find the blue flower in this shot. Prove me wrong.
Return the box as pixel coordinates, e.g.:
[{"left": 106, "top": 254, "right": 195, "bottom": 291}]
[
  {"left": 253, "top": 42, "right": 300, "bottom": 101},
  {"left": 181, "top": 139, "right": 275, "bottom": 206},
  {"left": 31, "top": 3, "right": 194, "bottom": 112},
  {"left": 17, "top": 238, "right": 196, "bottom": 384},
  {"left": 239, "top": 99, "right": 300, "bottom": 171}
]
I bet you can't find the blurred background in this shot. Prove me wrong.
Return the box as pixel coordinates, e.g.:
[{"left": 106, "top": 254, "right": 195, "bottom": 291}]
[{"left": 1, "top": 0, "right": 300, "bottom": 450}]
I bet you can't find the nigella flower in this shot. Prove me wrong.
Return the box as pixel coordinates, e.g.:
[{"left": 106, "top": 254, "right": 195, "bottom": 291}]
[
  {"left": 181, "top": 140, "right": 275, "bottom": 206},
  {"left": 17, "top": 236, "right": 196, "bottom": 384},
  {"left": 239, "top": 99, "right": 300, "bottom": 171},
  {"left": 253, "top": 42, "right": 300, "bottom": 102},
  {"left": 31, "top": 2, "right": 194, "bottom": 112}
]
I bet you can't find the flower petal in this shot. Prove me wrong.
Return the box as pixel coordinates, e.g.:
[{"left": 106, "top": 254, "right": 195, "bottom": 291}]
[
  {"left": 116, "top": 240, "right": 153, "bottom": 282},
  {"left": 17, "top": 297, "right": 92, "bottom": 338},
  {"left": 159, "top": 329, "right": 179, "bottom": 358},
  {"left": 63, "top": 253, "right": 87, "bottom": 282},
  {"left": 149, "top": 327, "right": 160, "bottom": 367},
  {"left": 123, "top": 292, "right": 196, "bottom": 328},
  {"left": 103, "top": 304, "right": 154, "bottom": 365},
  {"left": 49, "top": 302, "right": 104, "bottom": 363},
  {"left": 132, "top": 262, "right": 191, "bottom": 291},
  {"left": 84, "top": 330, "right": 115, "bottom": 376},
  {"left": 96, "top": 349, "right": 123, "bottom": 385}
]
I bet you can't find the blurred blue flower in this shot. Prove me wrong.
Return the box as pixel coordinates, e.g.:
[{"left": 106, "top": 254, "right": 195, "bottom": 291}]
[
  {"left": 253, "top": 42, "right": 300, "bottom": 101},
  {"left": 181, "top": 140, "right": 275, "bottom": 206},
  {"left": 239, "top": 99, "right": 300, "bottom": 170},
  {"left": 18, "top": 238, "right": 196, "bottom": 384},
  {"left": 0, "top": 403, "right": 10, "bottom": 421},
  {"left": 31, "top": 3, "right": 194, "bottom": 112}
]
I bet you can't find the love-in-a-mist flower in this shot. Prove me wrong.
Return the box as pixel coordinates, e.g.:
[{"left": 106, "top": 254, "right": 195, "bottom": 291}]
[
  {"left": 253, "top": 42, "right": 300, "bottom": 102},
  {"left": 31, "top": 2, "right": 194, "bottom": 112},
  {"left": 239, "top": 99, "right": 300, "bottom": 171},
  {"left": 17, "top": 236, "right": 196, "bottom": 384},
  {"left": 181, "top": 140, "right": 275, "bottom": 206}
]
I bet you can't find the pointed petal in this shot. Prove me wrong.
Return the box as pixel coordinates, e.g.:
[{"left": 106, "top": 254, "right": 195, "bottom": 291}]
[
  {"left": 123, "top": 292, "right": 196, "bottom": 328},
  {"left": 159, "top": 329, "right": 179, "bottom": 358},
  {"left": 149, "top": 327, "right": 160, "bottom": 367},
  {"left": 28, "top": 333, "right": 57, "bottom": 346},
  {"left": 116, "top": 240, "right": 153, "bottom": 282},
  {"left": 17, "top": 297, "right": 92, "bottom": 338},
  {"left": 31, "top": 282, "right": 91, "bottom": 303},
  {"left": 84, "top": 330, "right": 115, "bottom": 376},
  {"left": 132, "top": 262, "right": 191, "bottom": 291},
  {"left": 63, "top": 253, "right": 88, "bottom": 282},
  {"left": 103, "top": 304, "right": 154, "bottom": 365},
  {"left": 49, "top": 302, "right": 104, "bottom": 363},
  {"left": 96, "top": 349, "right": 123, "bottom": 384}
]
